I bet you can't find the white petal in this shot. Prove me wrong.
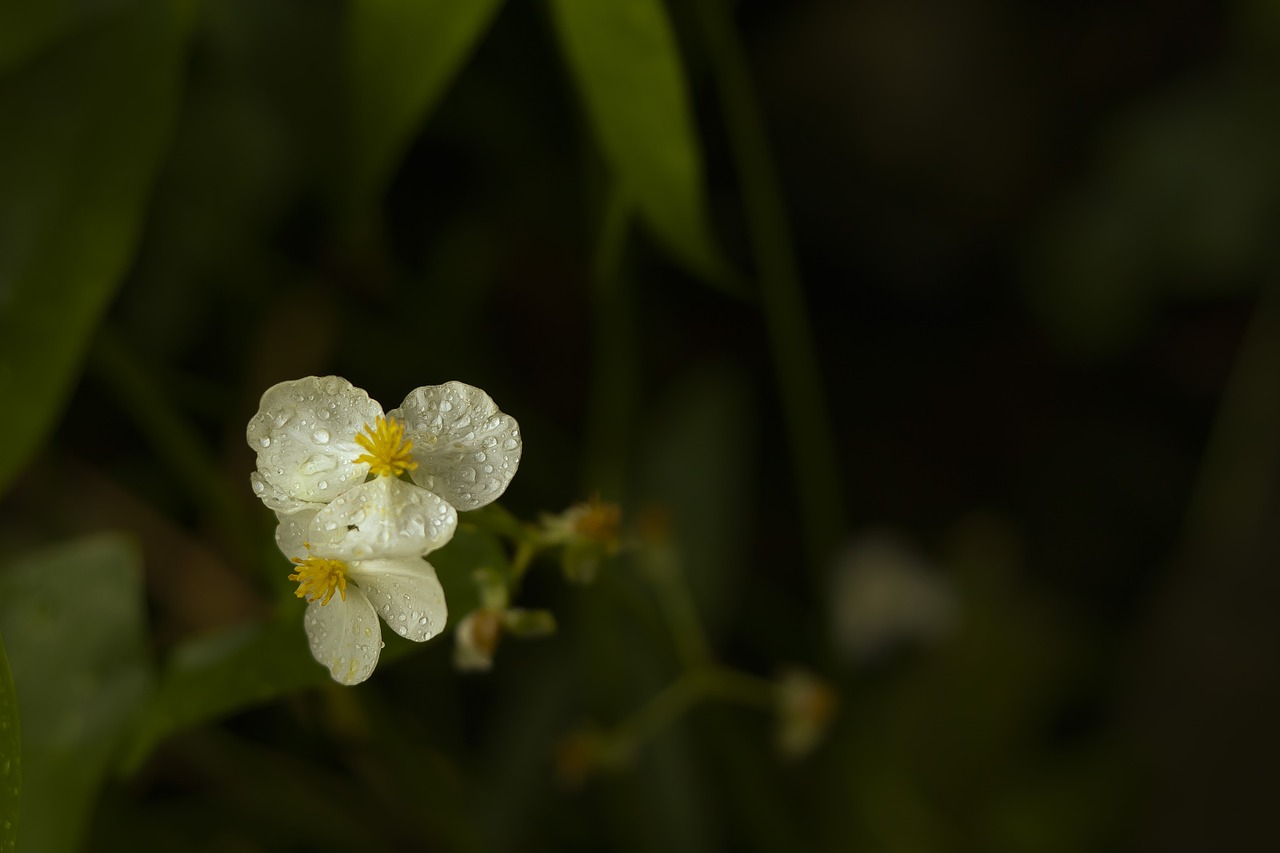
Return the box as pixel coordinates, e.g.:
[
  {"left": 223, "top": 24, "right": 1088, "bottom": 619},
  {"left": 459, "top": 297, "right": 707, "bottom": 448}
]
[
  {"left": 251, "top": 470, "right": 325, "bottom": 515},
  {"left": 303, "top": 585, "right": 382, "bottom": 686},
  {"left": 390, "top": 381, "right": 522, "bottom": 511},
  {"left": 274, "top": 508, "right": 319, "bottom": 560},
  {"left": 307, "top": 477, "right": 457, "bottom": 561},
  {"left": 348, "top": 557, "right": 448, "bottom": 643},
  {"left": 246, "top": 376, "right": 383, "bottom": 507}
]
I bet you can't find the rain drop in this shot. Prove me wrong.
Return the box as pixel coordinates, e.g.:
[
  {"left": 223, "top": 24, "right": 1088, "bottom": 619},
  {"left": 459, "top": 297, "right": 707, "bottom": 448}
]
[
  {"left": 312, "top": 429, "right": 330, "bottom": 444},
  {"left": 318, "top": 480, "right": 329, "bottom": 490},
  {"left": 259, "top": 436, "right": 271, "bottom": 448}
]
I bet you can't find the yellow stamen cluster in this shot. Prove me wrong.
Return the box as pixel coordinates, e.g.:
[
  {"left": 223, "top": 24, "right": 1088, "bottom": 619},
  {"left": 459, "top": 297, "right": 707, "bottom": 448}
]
[
  {"left": 289, "top": 551, "right": 349, "bottom": 605},
  {"left": 354, "top": 416, "right": 419, "bottom": 478}
]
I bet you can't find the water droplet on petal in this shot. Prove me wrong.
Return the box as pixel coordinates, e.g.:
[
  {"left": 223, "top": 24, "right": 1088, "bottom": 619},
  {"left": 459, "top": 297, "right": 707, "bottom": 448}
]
[
  {"left": 312, "top": 429, "right": 330, "bottom": 444},
  {"left": 259, "top": 436, "right": 271, "bottom": 448}
]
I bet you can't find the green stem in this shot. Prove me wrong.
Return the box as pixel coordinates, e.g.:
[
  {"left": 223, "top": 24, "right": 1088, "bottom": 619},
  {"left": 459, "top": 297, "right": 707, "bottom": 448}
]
[
  {"left": 583, "top": 185, "right": 638, "bottom": 500},
  {"left": 508, "top": 538, "right": 539, "bottom": 585},
  {"left": 646, "top": 547, "right": 715, "bottom": 668},
  {"left": 603, "top": 665, "right": 776, "bottom": 765},
  {"left": 694, "top": 0, "right": 846, "bottom": 573}
]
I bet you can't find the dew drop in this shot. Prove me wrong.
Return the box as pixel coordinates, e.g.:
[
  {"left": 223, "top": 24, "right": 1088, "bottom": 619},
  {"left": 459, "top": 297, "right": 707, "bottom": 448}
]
[
  {"left": 503, "top": 438, "right": 518, "bottom": 450},
  {"left": 312, "top": 429, "right": 331, "bottom": 444},
  {"left": 317, "top": 480, "right": 329, "bottom": 490},
  {"left": 397, "top": 625, "right": 408, "bottom": 636},
  {"left": 418, "top": 616, "right": 429, "bottom": 626},
  {"left": 259, "top": 436, "right": 271, "bottom": 448},
  {"left": 439, "top": 400, "right": 453, "bottom": 413}
]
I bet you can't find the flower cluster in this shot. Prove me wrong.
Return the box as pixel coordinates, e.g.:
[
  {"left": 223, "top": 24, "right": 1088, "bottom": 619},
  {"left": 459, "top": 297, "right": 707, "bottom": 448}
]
[{"left": 246, "top": 376, "right": 521, "bottom": 685}]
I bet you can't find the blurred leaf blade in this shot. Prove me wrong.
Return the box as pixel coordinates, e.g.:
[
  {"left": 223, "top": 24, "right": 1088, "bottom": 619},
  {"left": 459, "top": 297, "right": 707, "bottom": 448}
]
[
  {"left": 345, "top": 0, "right": 505, "bottom": 210},
  {"left": 120, "top": 525, "right": 508, "bottom": 773},
  {"left": 0, "top": 629, "right": 19, "bottom": 853},
  {"left": 0, "top": 535, "right": 153, "bottom": 853},
  {"left": 0, "top": 0, "right": 189, "bottom": 497},
  {"left": 119, "top": 618, "right": 323, "bottom": 774},
  {"left": 550, "top": 0, "right": 731, "bottom": 288}
]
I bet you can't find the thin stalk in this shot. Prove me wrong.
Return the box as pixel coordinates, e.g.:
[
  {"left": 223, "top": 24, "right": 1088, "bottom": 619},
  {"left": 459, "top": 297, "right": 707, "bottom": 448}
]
[
  {"left": 603, "top": 664, "right": 776, "bottom": 764},
  {"left": 694, "top": 0, "right": 846, "bottom": 574},
  {"left": 583, "top": 185, "right": 638, "bottom": 500}
]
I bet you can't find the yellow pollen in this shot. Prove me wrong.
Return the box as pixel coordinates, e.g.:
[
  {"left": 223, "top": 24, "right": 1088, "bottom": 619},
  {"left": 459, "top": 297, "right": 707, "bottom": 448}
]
[
  {"left": 354, "top": 415, "right": 419, "bottom": 478},
  {"left": 289, "top": 549, "right": 349, "bottom": 605}
]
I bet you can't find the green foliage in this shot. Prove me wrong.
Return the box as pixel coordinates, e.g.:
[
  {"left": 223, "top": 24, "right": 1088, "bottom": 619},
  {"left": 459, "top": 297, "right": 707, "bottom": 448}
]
[
  {"left": 118, "top": 619, "right": 320, "bottom": 775},
  {"left": 344, "top": 0, "right": 505, "bottom": 212},
  {"left": 0, "top": 0, "right": 189, "bottom": 494},
  {"left": 0, "top": 536, "right": 151, "bottom": 853},
  {"left": 549, "top": 0, "right": 731, "bottom": 287}
]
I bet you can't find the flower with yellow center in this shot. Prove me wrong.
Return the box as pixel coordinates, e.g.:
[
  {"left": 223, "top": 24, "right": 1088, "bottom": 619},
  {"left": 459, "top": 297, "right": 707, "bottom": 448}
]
[
  {"left": 289, "top": 550, "right": 348, "bottom": 605},
  {"left": 354, "top": 416, "right": 418, "bottom": 478},
  {"left": 247, "top": 377, "right": 522, "bottom": 516},
  {"left": 275, "top": 488, "right": 456, "bottom": 685},
  {"left": 248, "top": 376, "right": 524, "bottom": 685}
]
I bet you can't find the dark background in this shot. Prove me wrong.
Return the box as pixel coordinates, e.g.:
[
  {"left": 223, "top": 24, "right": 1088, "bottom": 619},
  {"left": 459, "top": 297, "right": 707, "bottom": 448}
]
[{"left": 2, "top": 0, "right": 1279, "bottom": 851}]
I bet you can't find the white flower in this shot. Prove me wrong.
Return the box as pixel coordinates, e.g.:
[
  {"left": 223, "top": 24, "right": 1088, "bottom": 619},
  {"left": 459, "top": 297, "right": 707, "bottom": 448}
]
[
  {"left": 275, "top": 479, "right": 456, "bottom": 685},
  {"left": 828, "top": 533, "right": 958, "bottom": 665},
  {"left": 247, "top": 376, "right": 522, "bottom": 515},
  {"left": 247, "top": 376, "right": 386, "bottom": 514},
  {"left": 246, "top": 375, "right": 524, "bottom": 684},
  {"left": 389, "top": 381, "right": 523, "bottom": 511}
]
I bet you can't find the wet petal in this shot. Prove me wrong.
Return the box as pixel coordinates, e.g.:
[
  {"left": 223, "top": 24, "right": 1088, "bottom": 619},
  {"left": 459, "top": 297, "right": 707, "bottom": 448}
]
[
  {"left": 348, "top": 557, "right": 448, "bottom": 643},
  {"left": 246, "top": 376, "right": 383, "bottom": 507},
  {"left": 303, "top": 584, "right": 382, "bottom": 686},
  {"left": 274, "top": 508, "right": 319, "bottom": 560},
  {"left": 307, "top": 477, "right": 457, "bottom": 561},
  {"left": 251, "top": 470, "right": 323, "bottom": 515},
  {"left": 390, "top": 381, "right": 522, "bottom": 511}
]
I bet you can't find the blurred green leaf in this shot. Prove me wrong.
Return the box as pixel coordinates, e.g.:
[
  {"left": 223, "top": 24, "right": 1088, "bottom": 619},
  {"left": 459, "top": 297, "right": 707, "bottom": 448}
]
[
  {"left": 0, "top": 630, "right": 19, "bottom": 853},
  {"left": 0, "top": 535, "right": 152, "bottom": 853},
  {"left": 118, "top": 618, "right": 320, "bottom": 774},
  {"left": 345, "top": 0, "right": 505, "bottom": 210},
  {"left": 550, "top": 0, "right": 730, "bottom": 287},
  {"left": 121, "top": 527, "right": 509, "bottom": 773},
  {"left": 0, "top": 1, "right": 189, "bottom": 496},
  {"left": 0, "top": 0, "right": 129, "bottom": 77}
]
